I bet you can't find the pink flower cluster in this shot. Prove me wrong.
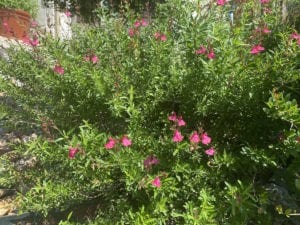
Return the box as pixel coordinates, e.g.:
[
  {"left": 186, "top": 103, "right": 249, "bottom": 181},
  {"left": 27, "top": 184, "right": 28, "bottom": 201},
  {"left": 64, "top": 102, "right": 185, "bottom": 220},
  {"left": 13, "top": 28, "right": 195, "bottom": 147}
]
[
  {"left": 249, "top": 25, "right": 272, "bottom": 55},
  {"left": 168, "top": 112, "right": 186, "bottom": 126},
  {"left": 144, "top": 156, "right": 161, "bottom": 188},
  {"left": 144, "top": 156, "right": 159, "bottom": 169},
  {"left": 152, "top": 176, "right": 161, "bottom": 188},
  {"left": 84, "top": 54, "right": 99, "bottom": 64},
  {"left": 68, "top": 146, "right": 79, "bottom": 159},
  {"left": 195, "top": 45, "right": 215, "bottom": 59},
  {"left": 168, "top": 112, "right": 186, "bottom": 142},
  {"left": 173, "top": 130, "right": 184, "bottom": 142},
  {"left": 255, "top": 27, "right": 271, "bottom": 34},
  {"left": 216, "top": 0, "right": 228, "bottom": 6},
  {"left": 154, "top": 32, "right": 167, "bottom": 42},
  {"left": 134, "top": 19, "right": 148, "bottom": 28},
  {"left": 128, "top": 18, "right": 148, "bottom": 37},
  {"left": 105, "top": 135, "right": 132, "bottom": 149},
  {"left": 168, "top": 113, "right": 216, "bottom": 156},
  {"left": 65, "top": 10, "right": 72, "bottom": 17},
  {"left": 22, "top": 35, "right": 39, "bottom": 47},
  {"left": 189, "top": 131, "right": 216, "bottom": 156},
  {"left": 189, "top": 131, "right": 211, "bottom": 145},
  {"left": 250, "top": 44, "right": 265, "bottom": 54},
  {"left": 260, "top": 0, "right": 270, "bottom": 4},
  {"left": 31, "top": 21, "right": 38, "bottom": 28},
  {"left": 53, "top": 65, "right": 64, "bottom": 75},
  {"left": 291, "top": 32, "right": 300, "bottom": 45},
  {"left": 128, "top": 28, "right": 136, "bottom": 37}
]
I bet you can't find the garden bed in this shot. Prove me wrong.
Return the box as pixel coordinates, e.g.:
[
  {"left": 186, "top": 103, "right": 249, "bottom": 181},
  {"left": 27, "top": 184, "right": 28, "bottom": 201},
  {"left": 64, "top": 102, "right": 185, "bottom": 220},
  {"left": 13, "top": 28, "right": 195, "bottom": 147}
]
[{"left": 0, "top": 0, "right": 300, "bottom": 224}]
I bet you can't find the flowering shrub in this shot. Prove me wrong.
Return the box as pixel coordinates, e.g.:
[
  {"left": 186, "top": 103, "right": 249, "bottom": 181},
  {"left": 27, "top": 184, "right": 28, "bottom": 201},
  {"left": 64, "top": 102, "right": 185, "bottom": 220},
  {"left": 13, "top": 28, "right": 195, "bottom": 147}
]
[{"left": 1, "top": 0, "right": 300, "bottom": 224}]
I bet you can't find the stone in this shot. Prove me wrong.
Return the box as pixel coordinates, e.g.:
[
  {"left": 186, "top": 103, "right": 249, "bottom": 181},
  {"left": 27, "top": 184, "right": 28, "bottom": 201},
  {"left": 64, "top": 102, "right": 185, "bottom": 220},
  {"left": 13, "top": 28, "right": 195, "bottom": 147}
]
[
  {"left": 0, "top": 196, "right": 15, "bottom": 217},
  {"left": 15, "top": 157, "right": 37, "bottom": 171},
  {"left": 0, "top": 207, "right": 10, "bottom": 216},
  {"left": 21, "top": 133, "right": 38, "bottom": 143},
  {"left": 0, "top": 47, "right": 9, "bottom": 61},
  {"left": 0, "top": 139, "right": 10, "bottom": 154}
]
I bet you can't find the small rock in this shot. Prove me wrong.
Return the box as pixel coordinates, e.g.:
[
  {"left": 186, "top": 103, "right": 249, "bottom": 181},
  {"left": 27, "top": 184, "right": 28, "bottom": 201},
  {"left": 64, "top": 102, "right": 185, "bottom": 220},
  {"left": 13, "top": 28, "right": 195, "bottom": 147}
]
[
  {"left": 10, "top": 137, "right": 21, "bottom": 144},
  {"left": 0, "top": 47, "right": 9, "bottom": 61},
  {"left": 15, "top": 157, "right": 37, "bottom": 171},
  {"left": 31, "top": 133, "right": 38, "bottom": 139},
  {"left": 21, "top": 133, "right": 38, "bottom": 143},
  {"left": 3, "top": 151, "right": 20, "bottom": 162},
  {"left": 0, "top": 140, "right": 10, "bottom": 154},
  {"left": 0, "top": 207, "right": 10, "bottom": 216},
  {"left": 0, "top": 196, "right": 16, "bottom": 215}
]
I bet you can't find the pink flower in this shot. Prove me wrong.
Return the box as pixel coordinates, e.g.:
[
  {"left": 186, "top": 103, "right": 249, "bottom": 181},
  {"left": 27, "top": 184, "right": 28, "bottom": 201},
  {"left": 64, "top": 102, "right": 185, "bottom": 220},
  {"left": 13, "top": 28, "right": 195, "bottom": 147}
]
[
  {"left": 105, "top": 137, "right": 116, "bottom": 149},
  {"left": 134, "top": 20, "right": 141, "bottom": 28},
  {"left": 141, "top": 18, "right": 148, "bottom": 27},
  {"left": 297, "top": 39, "right": 300, "bottom": 45},
  {"left": 65, "top": 10, "right": 72, "bottom": 17},
  {"left": 160, "top": 34, "right": 167, "bottom": 41},
  {"left": 121, "top": 136, "right": 132, "bottom": 147},
  {"left": 128, "top": 28, "right": 135, "bottom": 37},
  {"left": 22, "top": 35, "right": 39, "bottom": 47},
  {"left": 250, "top": 44, "right": 265, "bottom": 54},
  {"left": 195, "top": 45, "right": 207, "bottom": 55},
  {"left": 207, "top": 50, "right": 215, "bottom": 59},
  {"left": 177, "top": 116, "right": 186, "bottom": 127},
  {"left": 201, "top": 132, "right": 211, "bottom": 145},
  {"left": 217, "top": 0, "right": 228, "bottom": 5},
  {"left": 255, "top": 27, "right": 271, "bottom": 34},
  {"left": 262, "top": 27, "right": 271, "bottom": 34},
  {"left": 68, "top": 147, "right": 79, "bottom": 159},
  {"left": 144, "top": 156, "right": 159, "bottom": 169},
  {"left": 291, "top": 32, "right": 300, "bottom": 40},
  {"left": 260, "top": 0, "right": 270, "bottom": 4},
  {"left": 84, "top": 54, "right": 99, "bottom": 63},
  {"left": 53, "top": 65, "right": 64, "bottom": 75},
  {"left": 91, "top": 55, "right": 99, "bottom": 64},
  {"left": 30, "top": 37, "right": 39, "bottom": 47},
  {"left": 31, "top": 20, "right": 38, "bottom": 27},
  {"left": 22, "top": 36, "right": 31, "bottom": 45},
  {"left": 154, "top": 32, "right": 161, "bottom": 39},
  {"left": 168, "top": 112, "right": 177, "bottom": 121},
  {"left": 152, "top": 176, "right": 161, "bottom": 188},
  {"left": 173, "top": 130, "right": 184, "bottom": 142},
  {"left": 190, "top": 131, "right": 200, "bottom": 143},
  {"left": 154, "top": 32, "right": 167, "bottom": 41},
  {"left": 205, "top": 147, "right": 216, "bottom": 156}
]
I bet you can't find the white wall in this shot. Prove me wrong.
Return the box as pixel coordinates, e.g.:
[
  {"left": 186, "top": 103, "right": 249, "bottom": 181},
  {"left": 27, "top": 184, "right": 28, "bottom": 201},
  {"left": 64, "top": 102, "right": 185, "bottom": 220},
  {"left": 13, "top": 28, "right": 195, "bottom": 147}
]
[{"left": 36, "top": 0, "right": 72, "bottom": 40}]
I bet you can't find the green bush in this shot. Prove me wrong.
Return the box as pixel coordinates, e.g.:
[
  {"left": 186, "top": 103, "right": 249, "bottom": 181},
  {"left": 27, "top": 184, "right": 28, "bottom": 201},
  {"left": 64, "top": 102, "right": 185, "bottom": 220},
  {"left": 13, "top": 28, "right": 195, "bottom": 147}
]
[{"left": 1, "top": 0, "right": 300, "bottom": 224}]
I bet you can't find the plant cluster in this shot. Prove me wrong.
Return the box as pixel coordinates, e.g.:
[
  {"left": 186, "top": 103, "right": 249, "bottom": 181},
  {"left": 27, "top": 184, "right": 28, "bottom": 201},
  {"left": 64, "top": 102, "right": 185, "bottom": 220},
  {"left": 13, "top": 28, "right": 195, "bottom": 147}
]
[{"left": 1, "top": 0, "right": 300, "bottom": 224}]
